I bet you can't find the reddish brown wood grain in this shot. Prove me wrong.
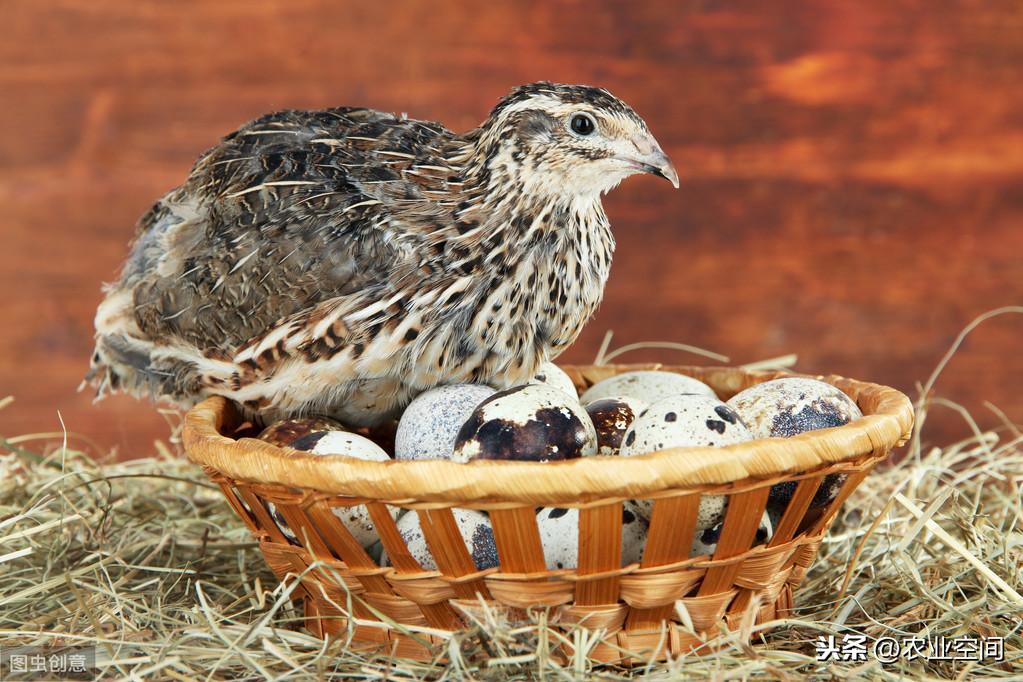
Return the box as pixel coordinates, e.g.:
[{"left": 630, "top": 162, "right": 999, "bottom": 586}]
[{"left": 1, "top": 0, "right": 1021, "bottom": 457}]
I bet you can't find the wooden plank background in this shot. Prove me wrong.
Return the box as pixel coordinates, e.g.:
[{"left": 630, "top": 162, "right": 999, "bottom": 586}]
[{"left": 1, "top": 0, "right": 1021, "bottom": 457}]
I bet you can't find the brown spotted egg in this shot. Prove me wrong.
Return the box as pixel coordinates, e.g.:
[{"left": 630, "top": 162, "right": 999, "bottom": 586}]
[
  {"left": 264, "top": 429, "right": 396, "bottom": 548},
  {"left": 381, "top": 508, "right": 499, "bottom": 571},
  {"left": 258, "top": 416, "right": 347, "bottom": 447},
  {"left": 452, "top": 384, "right": 598, "bottom": 463},
  {"left": 395, "top": 384, "right": 496, "bottom": 461},
  {"left": 580, "top": 370, "right": 716, "bottom": 405},
  {"left": 727, "top": 378, "right": 862, "bottom": 508},
  {"left": 585, "top": 396, "right": 648, "bottom": 455},
  {"left": 620, "top": 395, "right": 753, "bottom": 527},
  {"left": 529, "top": 361, "right": 579, "bottom": 400},
  {"left": 536, "top": 502, "right": 648, "bottom": 570},
  {"left": 691, "top": 510, "right": 773, "bottom": 557}
]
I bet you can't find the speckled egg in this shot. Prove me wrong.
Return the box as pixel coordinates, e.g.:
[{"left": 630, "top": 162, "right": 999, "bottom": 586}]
[
  {"left": 766, "top": 506, "right": 785, "bottom": 537},
  {"left": 529, "top": 362, "right": 579, "bottom": 400},
  {"left": 629, "top": 493, "right": 729, "bottom": 531},
  {"left": 811, "top": 473, "right": 847, "bottom": 508},
  {"left": 258, "top": 416, "right": 348, "bottom": 447},
  {"left": 395, "top": 384, "right": 496, "bottom": 461},
  {"left": 727, "top": 377, "right": 862, "bottom": 438},
  {"left": 267, "top": 505, "right": 303, "bottom": 545},
  {"left": 621, "top": 395, "right": 752, "bottom": 454},
  {"left": 452, "top": 384, "right": 598, "bottom": 463},
  {"left": 266, "top": 429, "right": 395, "bottom": 548},
  {"left": 767, "top": 472, "right": 848, "bottom": 513},
  {"left": 382, "top": 508, "right": 499, "bottom": 571},
  {"left": 620, "top": 395, "right": 753, "bottom": 526},
  {"left": 727, "top": 378, "right": 862, "bottom": 507},
  {"left": 585, "top": 396, "right": 648, "bottom": 455},
  {"left": 536, "top": 502, "right": 648, "bottom": 570},
  {"left": 289, "top": 429, "right": 390, "bottom": 459},
  {"left": 691, "top": 510, "right": 773, "bottom": 557},
  {"left": 580, "top": 370, "right": 716, "bottom": 406}
]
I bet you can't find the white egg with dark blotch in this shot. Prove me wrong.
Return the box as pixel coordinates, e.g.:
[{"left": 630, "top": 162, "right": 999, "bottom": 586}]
[
  {"left": 395, "top": 384, "right": 496, "bottom": 461},
  {"left": 267, "top": 428, "right": 394, "bottom": 548},
  {"left": 766, "top": 506, "right": 785, "bottom": 538},
  {"left": 620, "top": 395, "right": 752, "bottom": 527},
  {"left": 726, "top": 377, "right": 863, "bottom": 439},
  {"left": 258, "top": 416, "right": 348, "bottom": 448},
  {"left": 727, "top": 378, "right": 862, "bottom": 507},
  {"left": 580, "top": 370, "right": 716, "bottom": 405},
  {"left": 381, "top": 508, "right": 499, "bottom": 571},
  {"left": 766, "top": 473, "right": 848, "bottom": 512},
  {"left": 267, "top": 503, "right": 301, "bottom": 545},
  {"left": 529, "top": 362, "right": 579, "bottom": 400},
  {"left": 812, "top": 473, "right": 847, "bottom": 508},
  {"left": 289, "top": 429, "right": 390, "bottom": 459},
  {"left": 452, "top": 384, "right": 597, "bottom": 462},
  {"left": 536, "top": 502, "right": 647, "bottom": 570},
  {"left": 585, "top": 396, "right": 648, "bottom": 455},
  {"left": 691, "top": 510, "right": 773, "bottom": 557}
]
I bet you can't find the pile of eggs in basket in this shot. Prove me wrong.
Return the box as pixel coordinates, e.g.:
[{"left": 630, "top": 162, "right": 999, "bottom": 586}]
[{"left": 258, "top": 365, "right": 863, "bottom": 571}]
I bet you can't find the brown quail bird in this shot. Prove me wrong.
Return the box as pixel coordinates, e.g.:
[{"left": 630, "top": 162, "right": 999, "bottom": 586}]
[{"left": 86, "top": 82, "right": 678, "bottom": 425}]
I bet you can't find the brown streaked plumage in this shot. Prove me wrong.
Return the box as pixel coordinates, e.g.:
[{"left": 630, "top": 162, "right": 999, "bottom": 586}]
[{"left": 86, "top": 82, "right": 677, "bottom": 425}]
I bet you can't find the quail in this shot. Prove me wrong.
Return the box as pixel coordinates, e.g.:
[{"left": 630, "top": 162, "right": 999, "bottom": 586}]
[{"left": 86, "top": 82, "right": 678, "bottom": 425}]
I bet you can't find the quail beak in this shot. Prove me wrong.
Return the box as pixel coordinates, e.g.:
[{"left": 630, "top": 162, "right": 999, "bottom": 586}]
[
  {"left": 619, "top": 135, "right": 679, "bottom": 189},
  {"left": 644, "top": 151, "right": 679, "bottom": 189}
]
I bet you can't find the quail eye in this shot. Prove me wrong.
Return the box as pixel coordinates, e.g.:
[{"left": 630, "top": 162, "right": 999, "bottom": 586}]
[{"left": 570, "top": 113, "right": 596, "bottom": 136}]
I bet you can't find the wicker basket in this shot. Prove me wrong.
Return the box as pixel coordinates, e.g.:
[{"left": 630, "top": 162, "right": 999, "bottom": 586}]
[{"left": 182, "top": 363, "right": 913, "bottom": 662}]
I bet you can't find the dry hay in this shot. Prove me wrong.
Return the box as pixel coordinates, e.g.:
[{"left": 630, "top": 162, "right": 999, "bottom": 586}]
[{"left": 1, "top": 313, "right": 1021, "bottom": 679}]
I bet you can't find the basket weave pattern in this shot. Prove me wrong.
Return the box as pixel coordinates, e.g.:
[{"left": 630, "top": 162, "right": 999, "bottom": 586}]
[{"left": 183, "top": 364, "right": 914, "bottom": 661}]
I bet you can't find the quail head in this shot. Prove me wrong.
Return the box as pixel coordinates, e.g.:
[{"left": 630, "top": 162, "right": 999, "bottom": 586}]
[{"left": 87, "top": 82, "right": 678, "bottom": 425}]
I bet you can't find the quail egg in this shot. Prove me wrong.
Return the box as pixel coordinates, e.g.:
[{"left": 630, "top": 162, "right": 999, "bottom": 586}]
[
  {"left": 691, "top": 510, "right": 773, "bottom": 557},
  {"left": 727, "top": 378, "right": 862, "bottom": 508},
  {"left": 529, "top": 362, "right": 579, "bottom": 400},
  {"left": 810, "top": 472, "right": 847, "bottom": 508},
  {"left": 288, "top": 429, "right": 390, "bottom": 459},
  {"left": 766, "top": 472, "right": 848, "bottom": 512},
  {"left": 585, "top": 396, "right": 648, "bottom": 455},
  {"left": 395, "top": 384, "right": 496, "bottom": 461},
  {"left": 766, "top": 506, "right": 785, "bottom": 536},
  {"left": 266, "top": 428, "right": 395, "bottom": 548},
  {"left": 453, "top": 384, "right": 597, "bottom": 462},
  {"left": 620, "top": 395, "right": 753, "bottom": 526},
  {"left": 580, "top": 370, "right": 716, "bottom": 405},
  {"left": 381, "top": 508, "right": 499, "bottom": 571},
  {"left": 536, "top": 502, "right": 648, "bottom": 570},
  {"left": 727, "top": 377, "right": 863, "bottom": 439},
  {"left": 620, "top": 394, "right": 752, "bottom": 453},
  {"left": 267, "top": 505, "right": 303, "bottom": 545},
  {"left": 258, "top": 416, "right": 348, "bottom": 447}
]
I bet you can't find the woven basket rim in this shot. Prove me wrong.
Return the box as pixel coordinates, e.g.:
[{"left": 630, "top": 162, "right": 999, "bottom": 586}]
[{"left": 182, "top": 363, "right": 914, "bottom": 505}]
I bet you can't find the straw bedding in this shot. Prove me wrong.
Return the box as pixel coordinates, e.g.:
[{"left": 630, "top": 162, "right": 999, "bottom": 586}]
[{"left": 2, "top": 348, "right": 1021, "bottom": 679}]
